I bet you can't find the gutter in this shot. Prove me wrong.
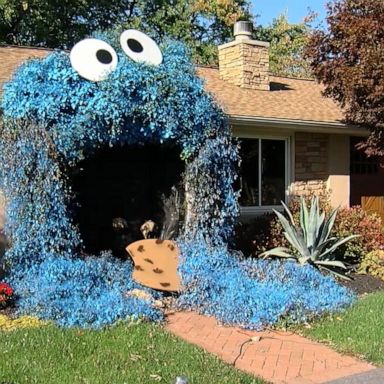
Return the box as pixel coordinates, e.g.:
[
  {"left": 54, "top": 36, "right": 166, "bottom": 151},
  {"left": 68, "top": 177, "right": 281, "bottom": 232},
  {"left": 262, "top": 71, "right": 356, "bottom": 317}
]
[{"left": 229, "top": 115, "right": 368, "bottom": 136}]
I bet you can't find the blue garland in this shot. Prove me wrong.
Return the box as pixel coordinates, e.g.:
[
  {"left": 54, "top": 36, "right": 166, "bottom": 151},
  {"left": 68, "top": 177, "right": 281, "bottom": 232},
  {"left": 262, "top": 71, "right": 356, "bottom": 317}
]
[
  {"left": 178, "top": 241, "right": 355, "bottom": 329},
  {"left": 0, "top": 34, "right": 354, "bottom": 328}
]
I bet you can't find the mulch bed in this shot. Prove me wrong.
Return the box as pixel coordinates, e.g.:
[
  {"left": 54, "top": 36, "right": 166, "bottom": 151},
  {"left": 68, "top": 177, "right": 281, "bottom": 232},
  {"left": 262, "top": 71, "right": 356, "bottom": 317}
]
[{"left": 339, "top": 273, "right": 384, "bottom": 295}]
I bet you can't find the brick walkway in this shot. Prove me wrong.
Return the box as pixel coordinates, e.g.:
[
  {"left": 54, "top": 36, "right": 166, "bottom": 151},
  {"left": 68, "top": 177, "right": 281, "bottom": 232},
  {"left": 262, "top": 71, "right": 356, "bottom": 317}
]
[{"left": 166, "top": 312, "right": 376, "bottom": 384}]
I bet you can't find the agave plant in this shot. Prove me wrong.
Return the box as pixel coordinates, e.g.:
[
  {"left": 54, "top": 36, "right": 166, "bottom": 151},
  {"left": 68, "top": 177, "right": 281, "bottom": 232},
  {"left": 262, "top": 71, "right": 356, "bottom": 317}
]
[{"left": 261, "top": 197, "right": 359, "bottom": 279}]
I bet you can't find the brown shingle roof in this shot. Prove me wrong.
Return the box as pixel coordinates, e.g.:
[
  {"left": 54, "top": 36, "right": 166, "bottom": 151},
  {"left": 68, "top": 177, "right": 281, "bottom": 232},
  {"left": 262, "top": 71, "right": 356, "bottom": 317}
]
[
  {"left": 197, "top": 67, "right": 345, "bottom": 124},
  {"left": 0, "top": 46, "right": 50, "bottom": 95},
  {"left": 0, "top": 46, "right": 345, "bottom": 125}
]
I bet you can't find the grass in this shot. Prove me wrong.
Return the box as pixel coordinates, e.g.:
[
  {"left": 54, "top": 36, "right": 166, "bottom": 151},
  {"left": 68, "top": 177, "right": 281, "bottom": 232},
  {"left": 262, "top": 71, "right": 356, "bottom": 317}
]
[
  {"left": 301, "top": 290, "right": 384, "bottom": 366},
  {"left": 0, "top": 320, "right": 264, "bottom": 384}
]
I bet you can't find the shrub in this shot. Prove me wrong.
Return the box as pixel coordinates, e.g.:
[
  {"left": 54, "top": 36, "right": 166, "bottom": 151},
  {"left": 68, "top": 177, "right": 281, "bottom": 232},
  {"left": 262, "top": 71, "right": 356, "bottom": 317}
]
[
  {"left": 261, "top": 197, "right": 357, "bottom": 278},
  {"left": 241, "top": 194, "right": 332, "bottom": 257},
  {"left": 0, "top": 282, "right": 13, "bottom": 308},
  {"left": 244, "top": 196, "right": 384, "bottom": 264},
  {"left": 291, "top": 199, "right": 384, "bottom": 263},
  {"left": 332, "top": 207, "right": 384, "bottom": 263},
  {"left": 0, "top": 315, "right": 47, "bottom": 331},
  {"left": 358, "top": 250, "right": 384, "bottom": 281}
]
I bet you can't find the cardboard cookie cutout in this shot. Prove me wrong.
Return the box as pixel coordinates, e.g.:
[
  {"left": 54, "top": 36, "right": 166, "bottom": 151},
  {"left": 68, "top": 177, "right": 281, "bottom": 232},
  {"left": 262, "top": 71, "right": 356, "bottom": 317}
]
[{"left": 126, "top": 239, "right": 181, "bottom": 292}]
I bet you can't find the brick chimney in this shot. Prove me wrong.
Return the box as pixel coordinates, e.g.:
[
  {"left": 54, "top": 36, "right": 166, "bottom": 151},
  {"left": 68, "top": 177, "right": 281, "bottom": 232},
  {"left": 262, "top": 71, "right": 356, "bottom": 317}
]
[{"left": 218, "top": 21, "right": 270, "bottom": 91}]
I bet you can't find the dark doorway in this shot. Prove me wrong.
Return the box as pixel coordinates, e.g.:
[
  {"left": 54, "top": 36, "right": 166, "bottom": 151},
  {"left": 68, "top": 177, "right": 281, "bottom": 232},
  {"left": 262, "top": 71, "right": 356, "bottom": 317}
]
[{"left": 70, "top": 143, "right": 184, "bottom": 256}]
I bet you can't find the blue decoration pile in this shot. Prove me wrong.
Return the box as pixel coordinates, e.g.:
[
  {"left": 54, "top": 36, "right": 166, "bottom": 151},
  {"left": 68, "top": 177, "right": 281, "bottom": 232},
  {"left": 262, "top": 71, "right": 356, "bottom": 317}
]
[
  {"left": 178, "top": 241, "right": 355, "bottom": 329},
  {"left": 0, "top": 32, "right": 355, "bottom": 328},
  {"left": 13, "top": 252, "right": 163, "bottom": 328}
]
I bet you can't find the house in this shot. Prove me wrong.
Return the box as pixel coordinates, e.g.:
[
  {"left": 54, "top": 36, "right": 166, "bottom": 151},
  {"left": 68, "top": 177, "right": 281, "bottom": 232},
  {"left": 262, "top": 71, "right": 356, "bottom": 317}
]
[
  {"left": 198, "top": 22, "right": 384, "bottom": 217},
  {"left": 0, "top": 24, "right": 383, "bottom": 227}
]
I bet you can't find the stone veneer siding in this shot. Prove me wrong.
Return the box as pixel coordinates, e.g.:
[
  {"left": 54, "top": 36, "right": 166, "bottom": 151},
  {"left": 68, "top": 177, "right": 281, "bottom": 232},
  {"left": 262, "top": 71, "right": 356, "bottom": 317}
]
[
  {"left": 291, "top": 132, "right": 329, "bottom": 197},
  {"left": 218, "top": 40, "right": 270, "bottom": 91}
]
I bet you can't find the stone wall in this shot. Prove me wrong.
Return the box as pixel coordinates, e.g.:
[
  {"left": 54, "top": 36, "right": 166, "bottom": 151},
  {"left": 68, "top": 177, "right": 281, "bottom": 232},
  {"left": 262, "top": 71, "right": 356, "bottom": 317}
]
[
  {"left": 290, "top": 180, "right": 328, "bottom": 197},
  {"left": 218, "top": 40, "right": 270, "bottom": 91},
  {"left": 290, "top": 132, "right": 329, "bottom": 197}
]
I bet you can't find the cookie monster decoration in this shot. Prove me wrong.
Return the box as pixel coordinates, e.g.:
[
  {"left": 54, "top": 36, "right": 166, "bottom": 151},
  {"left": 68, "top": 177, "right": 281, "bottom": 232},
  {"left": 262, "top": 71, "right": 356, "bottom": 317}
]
[{"left": 0, "top": 30, "right": 354, "bottom": 328}]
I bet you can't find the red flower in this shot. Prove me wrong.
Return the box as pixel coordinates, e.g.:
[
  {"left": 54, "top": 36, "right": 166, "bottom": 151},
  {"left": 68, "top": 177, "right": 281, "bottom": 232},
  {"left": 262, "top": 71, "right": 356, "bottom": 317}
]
[
  {"left": 0, "top": 283, "right": 13, "bottom": 297},
  {"left": 5, "top": 287, "right": 12, "bottom": 296}
]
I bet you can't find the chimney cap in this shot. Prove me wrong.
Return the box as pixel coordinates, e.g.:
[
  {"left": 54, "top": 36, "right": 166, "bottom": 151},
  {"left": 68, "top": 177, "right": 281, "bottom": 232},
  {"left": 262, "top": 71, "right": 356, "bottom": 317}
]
[{"left": 234, "top": 20, "right": 253, "bottom": 41}]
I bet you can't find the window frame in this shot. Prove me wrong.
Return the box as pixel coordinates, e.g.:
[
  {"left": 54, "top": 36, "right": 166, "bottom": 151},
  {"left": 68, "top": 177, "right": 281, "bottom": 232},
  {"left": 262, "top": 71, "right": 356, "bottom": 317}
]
[
  {"left": 350, "top": 136, "right": 380, "bottom": 175},
  {"left": 236, "top": 133, "right": 291, "bottom": 216}
]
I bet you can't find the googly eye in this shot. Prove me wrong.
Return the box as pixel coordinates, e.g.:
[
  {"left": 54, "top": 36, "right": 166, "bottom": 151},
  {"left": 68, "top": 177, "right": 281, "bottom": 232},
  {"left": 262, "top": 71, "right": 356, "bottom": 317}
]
[
  {"left": 120, "top": 30, "right": 163, "bottom": 66},
  {"left": 70, "top": 38, "right": 118, "bottom": 82}
]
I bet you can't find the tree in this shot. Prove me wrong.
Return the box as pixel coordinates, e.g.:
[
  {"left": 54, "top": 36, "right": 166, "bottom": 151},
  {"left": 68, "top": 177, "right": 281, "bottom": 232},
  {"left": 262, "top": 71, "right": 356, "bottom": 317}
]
[
  {"left": 305, "top": 0, "right": 384, "bottom": 156},
  {"left": 0, "top": 0, "right": 250, "bottom": 64},
  {"left": 119, "top": 0, "right": 251, "bottom": 65},
  {"left": 254, "top": 12, "right": 315, "bottom": 78},
  {"left": 0, "top": 0, "right": 131, "bottom": 48}
]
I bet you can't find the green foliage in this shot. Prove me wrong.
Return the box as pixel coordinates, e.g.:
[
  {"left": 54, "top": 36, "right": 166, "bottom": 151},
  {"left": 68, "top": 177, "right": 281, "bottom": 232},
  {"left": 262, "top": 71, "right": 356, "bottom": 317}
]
[
  {"left": 236, "top": 193, "right": 331, "bottom": 257},
  {"left": 286, "top": 197, "right": 384, "bottom": 264},
  {"left": 246, "top": 195, "right": 383, "bottom": 265},
  {"left": 302, "top": 291, "right": 384, "bottom": 365},
  {"left": 117, "top": 0, "right": 251, "bottom": 65},
  {"left": 254, "top": 13, "right": 314, "bottom": 78},
  {"left": 358, "top": 250, "right": 384, "bottom": 281},
  {"left": 0, "top": 0, "right": 130, "bottom": 48},
  {"left": 0, "top": 322, "right": 263, "bottom": 383},
  {"left": 261, "top": 197, "right": 358, "bottom": 278},
  {"left": 0, "top": 0, "right": 251, "bottom": 65},
  {"left": 0, "top": 0, "right": 316, "bottom": 71},
  {"left": 305, "top": 0, "right": 384, "bottom": 156}
]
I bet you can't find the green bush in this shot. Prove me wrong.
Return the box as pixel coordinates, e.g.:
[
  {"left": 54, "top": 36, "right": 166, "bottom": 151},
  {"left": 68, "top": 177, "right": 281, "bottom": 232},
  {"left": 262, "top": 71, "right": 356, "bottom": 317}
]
[
  {"left": 260, "top": 197, "right": 356, "bottom": 278},
  {"left": 286, "top": 199, "right": 384, "bottom": 263},
  {"left": 239, "top": 196, "right": 384, "bottom": 264},
  {"left": 358, "top": 250, "right": 384, "bottom": 281}
]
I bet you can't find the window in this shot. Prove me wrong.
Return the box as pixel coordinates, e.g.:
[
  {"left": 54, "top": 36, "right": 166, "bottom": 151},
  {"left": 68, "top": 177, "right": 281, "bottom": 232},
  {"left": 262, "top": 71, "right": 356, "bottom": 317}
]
[
  {"left": 350, "top": 137, "right": 379, "bottom": 175},
  {"left": 238, "top": 138, "right": 287, "bottom": 207}
]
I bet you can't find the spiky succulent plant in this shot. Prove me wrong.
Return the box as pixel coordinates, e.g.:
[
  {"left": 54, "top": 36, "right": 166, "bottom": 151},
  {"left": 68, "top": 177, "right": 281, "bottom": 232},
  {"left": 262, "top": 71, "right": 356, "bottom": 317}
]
[{"left": 261, "top": 197, "right": 359, "bottom": 279}]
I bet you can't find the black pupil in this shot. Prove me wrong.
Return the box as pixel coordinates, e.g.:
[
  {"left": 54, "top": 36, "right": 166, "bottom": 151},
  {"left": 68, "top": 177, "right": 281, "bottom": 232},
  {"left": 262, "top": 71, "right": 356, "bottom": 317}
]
[
  {"left": 96, "top": 49, "right": 113, "bottom": 64},
  {"left": 127, "top": 38, "right": 143, "bottom": 53}
]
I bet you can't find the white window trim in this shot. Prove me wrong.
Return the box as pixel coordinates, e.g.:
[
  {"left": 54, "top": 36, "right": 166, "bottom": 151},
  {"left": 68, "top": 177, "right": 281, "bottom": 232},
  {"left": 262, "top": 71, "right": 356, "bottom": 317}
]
[{"left": 235, "top": 133, "right": 292, "bottom": 216}]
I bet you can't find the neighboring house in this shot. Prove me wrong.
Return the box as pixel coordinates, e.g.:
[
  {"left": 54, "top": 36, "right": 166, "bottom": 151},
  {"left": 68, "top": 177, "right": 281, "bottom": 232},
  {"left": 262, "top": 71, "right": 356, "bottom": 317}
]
[{"left": 0, "top": 28, "right": 383, "bottom": 222}]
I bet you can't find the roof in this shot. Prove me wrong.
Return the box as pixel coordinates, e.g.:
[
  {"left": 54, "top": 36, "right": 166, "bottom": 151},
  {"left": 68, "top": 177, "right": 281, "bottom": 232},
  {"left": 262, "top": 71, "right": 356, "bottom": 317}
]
[
  {"left": 0, "top": 45, "right": 345, "bottom": 126},
  {"left": 197, "top": 67, "right": 345, "bottom": 125},
  {"left": 0, "top": 46, "right": 52, "bottom": 95}
]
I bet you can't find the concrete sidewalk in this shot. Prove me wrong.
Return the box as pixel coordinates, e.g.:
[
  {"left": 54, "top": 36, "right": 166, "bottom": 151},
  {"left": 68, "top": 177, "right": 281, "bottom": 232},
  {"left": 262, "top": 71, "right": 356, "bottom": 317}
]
[
  {"left": 325, "top": 368, "right": 384, "bottom": 384},
  {"left": 166, "top": 311, "right": 378, "bottom": 384}
]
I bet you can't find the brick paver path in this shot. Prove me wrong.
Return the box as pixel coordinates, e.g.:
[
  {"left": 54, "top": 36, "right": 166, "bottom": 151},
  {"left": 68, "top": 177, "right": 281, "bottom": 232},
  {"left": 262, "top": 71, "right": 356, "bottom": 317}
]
[{"left": 166, "top": 312, "right": 376, "bottom": 384}]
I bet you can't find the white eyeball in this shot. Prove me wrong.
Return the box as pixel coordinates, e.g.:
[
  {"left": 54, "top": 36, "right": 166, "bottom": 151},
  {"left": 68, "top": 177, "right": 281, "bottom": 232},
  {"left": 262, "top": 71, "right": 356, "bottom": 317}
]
[
  {"left": 70, "top": 38, "right": 118, "bottom": 82},
  {"left": 120, "top": 30, "right": 163, "bottom": 66}
]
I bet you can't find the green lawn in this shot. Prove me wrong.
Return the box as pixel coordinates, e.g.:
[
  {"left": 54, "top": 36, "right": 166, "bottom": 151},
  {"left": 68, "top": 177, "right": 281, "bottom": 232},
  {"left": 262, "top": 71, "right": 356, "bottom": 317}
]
[
  {"left": 302, "top": 291, "right": 384, "bottom": 366},
  {"left": 0, "top": 320, "right": 263, "bottom": 384}
]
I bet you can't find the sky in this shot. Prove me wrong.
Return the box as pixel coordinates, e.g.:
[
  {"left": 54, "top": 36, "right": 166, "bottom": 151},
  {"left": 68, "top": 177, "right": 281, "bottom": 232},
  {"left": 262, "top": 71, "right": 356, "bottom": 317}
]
[{"left": 252, "top": 0, "right": 328, "bottom": 27}]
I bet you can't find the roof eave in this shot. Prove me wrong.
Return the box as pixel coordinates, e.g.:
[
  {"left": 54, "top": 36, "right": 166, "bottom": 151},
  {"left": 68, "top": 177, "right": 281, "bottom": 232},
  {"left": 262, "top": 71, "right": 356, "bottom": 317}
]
[{"left": 228, "top": 115, "right": 368, "bottom": 136}]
